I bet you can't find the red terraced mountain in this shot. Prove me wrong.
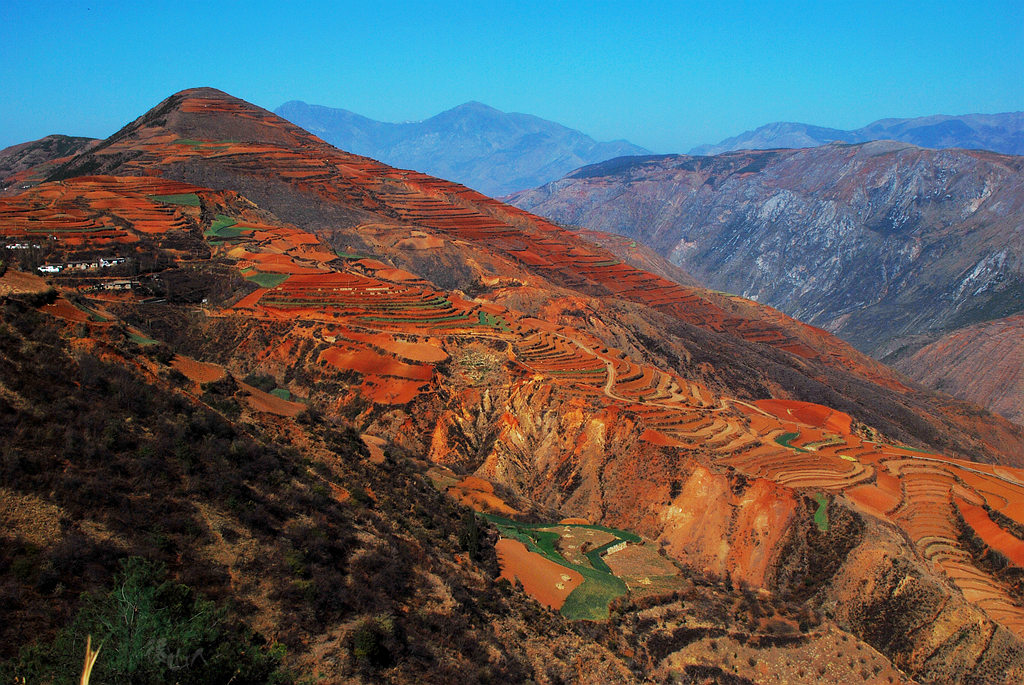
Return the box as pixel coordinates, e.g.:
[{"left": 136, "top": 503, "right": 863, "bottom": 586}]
[
  {"left": 4, "top": 87, "right": 1024, "bottom": 683},
  {"left": 42, "top": 89, "right": 1024, "bottom": 463}
]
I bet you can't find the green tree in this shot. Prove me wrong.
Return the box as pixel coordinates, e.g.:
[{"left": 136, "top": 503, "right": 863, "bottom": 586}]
[
  {"left": 2, "top": 557, "right": 292, "bottom": 684},
  {"left": 459, "top": 510, "right": 481, "bottom": 560}
]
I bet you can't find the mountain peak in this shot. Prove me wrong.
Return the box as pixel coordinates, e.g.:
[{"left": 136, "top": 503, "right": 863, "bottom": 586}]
[
  {"left": 45, "top": 88, "right": 327, "bottom": 182},
  {"left": 450, "top": 100, "right": 502, "bottom": 114},
  {"left": 172, "top": 86, "right": 234, "bottom": 99},
  {"left": 274, "top": 99, "right": 650, "bottom": 195}
]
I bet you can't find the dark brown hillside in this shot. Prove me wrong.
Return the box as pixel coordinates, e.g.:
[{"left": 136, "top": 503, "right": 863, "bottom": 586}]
[{"left": 0, "top": 134, "right": 99, "bottom": 194}]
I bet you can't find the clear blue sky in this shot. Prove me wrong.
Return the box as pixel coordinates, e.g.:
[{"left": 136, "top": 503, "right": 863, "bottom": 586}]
[{"left": 1, "top": 0, "right": 1021, "bottom": 153}]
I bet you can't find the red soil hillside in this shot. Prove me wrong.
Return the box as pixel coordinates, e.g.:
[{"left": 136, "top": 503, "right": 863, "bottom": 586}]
[
  {"left": 572, "top": 227, "right": 701, "bottom": 288},
  {"left": 7, "top": 168, "right": 1024, "bottom": 669},
  {"left": 5, "top": 88, "right": 1024, "bottom": 681},
  {"left": 43, "top": 87, "right": 1024, "bottom": 466},
  {"left": 894, "top": 314, "right": 1024, "bottom": 426}
]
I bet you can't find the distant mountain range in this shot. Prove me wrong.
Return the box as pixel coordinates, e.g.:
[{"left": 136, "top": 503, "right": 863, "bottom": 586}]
[
  {"left": 690, "top": 112, "right": 1024, "bottom": 156},
  {"left": 274, "top": 100, "right": 650, "bottom": 197}
]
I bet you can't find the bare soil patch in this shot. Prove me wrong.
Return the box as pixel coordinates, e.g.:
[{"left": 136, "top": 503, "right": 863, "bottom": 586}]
[{"left": 495, "top": 538, "right": 583, "bottom": 610}]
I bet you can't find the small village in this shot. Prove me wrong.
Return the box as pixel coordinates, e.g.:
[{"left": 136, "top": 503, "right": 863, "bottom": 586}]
[{"left": 36, "top": 256, "right": 127, "bottom": 274}]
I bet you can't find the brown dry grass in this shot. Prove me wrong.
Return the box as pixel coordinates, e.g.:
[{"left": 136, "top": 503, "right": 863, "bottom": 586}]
[{"left": 0, "top": 488, "right": 64, "bottom": 547}]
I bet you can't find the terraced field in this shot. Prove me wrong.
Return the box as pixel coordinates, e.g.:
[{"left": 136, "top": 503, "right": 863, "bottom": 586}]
[
  {"left": 12, "top": 171, "right": 1023, "bottom": 640},
  {"left": 11, "top": 89, "right": 1024, "bottom": 653},
  {"left": 711, "top": 400, "right": 1024, "bottom": 636},
  {"left": 484, "top": 514, "right": 663, "bottom": 620},
  {"left": 46, "top": 88, "right": 923, "bottom": 396},
  {"left": 0, "top": 176, "right": 202, "bottom": 246}
]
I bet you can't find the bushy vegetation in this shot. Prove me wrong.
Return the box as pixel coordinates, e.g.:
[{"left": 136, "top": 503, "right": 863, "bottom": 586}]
[
  {"left": 2, "top": 557, "right": 291, "bottom": 684},
  {"left": 0, "top": 301, "right": 575, "bottom": 681}
]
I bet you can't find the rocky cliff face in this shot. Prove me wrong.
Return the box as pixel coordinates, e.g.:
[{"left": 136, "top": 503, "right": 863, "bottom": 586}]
[{"left": 509, "top": 143, "right": 1024, "bottom": 360}]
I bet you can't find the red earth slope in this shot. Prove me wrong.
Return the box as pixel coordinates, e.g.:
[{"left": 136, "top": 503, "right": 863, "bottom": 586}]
[
  {"left": 6, "top": 89, "right": 1024, "bottom": 680},
  {"left": 894, "top": 314, "right": 1024, "bottom": 426},
  {"left": 43, "top": 87, "right": 1024, "bottom": 465}
]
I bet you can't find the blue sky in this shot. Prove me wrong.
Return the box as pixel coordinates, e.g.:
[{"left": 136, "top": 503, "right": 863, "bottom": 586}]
[{"left": 1, "top": 0, "right": 1021, "bottom": 153}]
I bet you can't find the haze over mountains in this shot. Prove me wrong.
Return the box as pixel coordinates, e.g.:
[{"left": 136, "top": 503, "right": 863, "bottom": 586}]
[
  {"left": 275, "top": 100, "right": 650, "bottom": 196},
  {"left": 690, "top": 111, "right": 1024, "bottom": 156}
]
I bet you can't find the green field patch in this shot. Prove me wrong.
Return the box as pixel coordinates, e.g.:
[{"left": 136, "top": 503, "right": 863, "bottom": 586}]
[
  {"left": 204, "top": 215, "right": 250, "bottom": 239},
  {"left": 245, "top": 272, "right": 290, "bottom": 288},
  {"left": 585, "top": 538, "right": 629, "bottom": 574},
  {"left": 261, "top": 296, "right": 453, "bottom": 312},
  {"left": 24, "top": 224, "right": 118, "bottom": 234},
  {"left": 173, "top": 138, "right": 238, "bottom": 149},
  {"left": 592, "top": 260, "right": 621, "bottom": 267},
  {"left": 476, "top": 311, "right": 511, "bottom": 331},
  {"left": 358, "top": 314, "right": 475, "bottom": 325},
  {"left": 560, "top": 573, "right": 627, "bottom": 621},
  {"left": 71, "top": 301, "right": 109, "bottom": 322},
  {"left": 813, "top": 493, "right": 829, "bottom": 532},
  {"left": 482, "top": 514, "right": 639, "bottom": 620},
  {"left": 149, "top": 193, "right": 200, "bottom": 206},
  {"left": 129, "top": 332, "right": 158, "bottom": 346},
  {"left": 775, "top": 431, "right": 809, "bottom": 453},
  {"left": 885, "top": 443, "right": 938, "bottom": 455},
  {"left": 270, "top": 388, "right": 292, "bottom": 401},
  {"left": 334, "top": 250, "right": 372, "bottom": 259}
]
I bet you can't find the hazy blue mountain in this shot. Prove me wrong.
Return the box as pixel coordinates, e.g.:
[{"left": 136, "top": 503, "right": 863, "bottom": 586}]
[
  {"left": 690, "top": 112, "right": 1024, "bottom": 156},
  {"left": 275, "top": 100, "right": 650, "bottom": 196}
]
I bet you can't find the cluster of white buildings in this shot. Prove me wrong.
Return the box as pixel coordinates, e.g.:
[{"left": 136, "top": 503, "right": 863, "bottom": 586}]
[{"left": 37, "top": 257, "right": 127, "bottom": 274}]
